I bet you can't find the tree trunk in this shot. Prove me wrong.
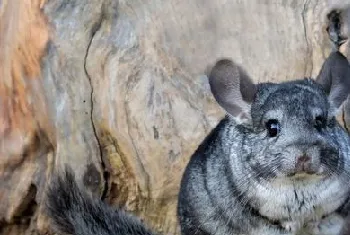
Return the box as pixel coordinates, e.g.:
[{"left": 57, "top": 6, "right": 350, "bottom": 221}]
[{"left": 0, "top": 0, "right": 349, "bottom": 234}]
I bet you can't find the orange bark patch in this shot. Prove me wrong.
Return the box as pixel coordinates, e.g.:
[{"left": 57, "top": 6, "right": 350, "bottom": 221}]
[
  {"left": 0, "top": 0, "right": 50, "bottom": 164},
  {"left": 0, "top": 0, "right": 55, "bottom": 227}
]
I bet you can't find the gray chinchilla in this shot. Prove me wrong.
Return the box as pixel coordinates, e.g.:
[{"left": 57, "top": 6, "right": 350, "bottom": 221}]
[{"left": 177, "top": 50, "right": 350, "bottom": 235}]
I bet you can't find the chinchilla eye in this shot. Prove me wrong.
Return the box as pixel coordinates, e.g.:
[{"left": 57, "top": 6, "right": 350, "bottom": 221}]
[
  {"left": 265, "top": 119, "right": 280, "bottom": 137},
  {"left": 314, "top": 115, "right": 326, "bottom": 131}
]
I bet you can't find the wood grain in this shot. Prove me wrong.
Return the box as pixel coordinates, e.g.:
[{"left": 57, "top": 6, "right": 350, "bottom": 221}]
[{"left": 1, "top": 0, "right": 350, "bottom": 234}]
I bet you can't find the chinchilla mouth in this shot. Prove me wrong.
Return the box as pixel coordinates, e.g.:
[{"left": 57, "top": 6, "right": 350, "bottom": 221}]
[
  {"left": 270, "top": 173, "right": 328, "bottom": 186},
  {"left": 286, "top": 172, "right": 325, "bottom": 181}
]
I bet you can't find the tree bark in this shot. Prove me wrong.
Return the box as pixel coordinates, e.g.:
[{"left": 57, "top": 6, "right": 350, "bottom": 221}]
[{"left": 0, "top": 0, "right": 349, "bottom": 234}]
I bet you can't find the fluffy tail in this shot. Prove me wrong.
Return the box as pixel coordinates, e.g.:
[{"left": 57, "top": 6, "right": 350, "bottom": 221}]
[{"left": 45, "top": 166, "right": 155, "bottom": 235}]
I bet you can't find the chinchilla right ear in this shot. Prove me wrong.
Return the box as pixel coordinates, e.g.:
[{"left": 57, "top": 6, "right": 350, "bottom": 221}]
[
  {"left": 316, "top": 51, "right": 350, "bottom": 116},
  {"left": 207, "top": 59, "right": 257, "bottom": 123}
]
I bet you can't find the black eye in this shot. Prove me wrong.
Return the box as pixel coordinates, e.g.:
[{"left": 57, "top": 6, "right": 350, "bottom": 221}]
[
  {"left": 266, "top": 119, "right": 280, "bottom": 137},
  {"left": 314, "top": 116, "right": 326, "bottom": 131}
]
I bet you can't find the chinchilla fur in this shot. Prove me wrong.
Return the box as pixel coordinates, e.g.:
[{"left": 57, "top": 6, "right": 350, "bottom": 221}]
[
  {"left": 177, "top": 50, "right": 350, "bottom": 235},
  {"left": 45, "top": 166, "right": 156, "bottom": 235}
]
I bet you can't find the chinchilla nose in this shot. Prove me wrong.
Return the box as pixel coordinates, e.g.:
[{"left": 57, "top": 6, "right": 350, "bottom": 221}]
[{"left": 295, "top": 155, "right": 315, "bottom": 173}]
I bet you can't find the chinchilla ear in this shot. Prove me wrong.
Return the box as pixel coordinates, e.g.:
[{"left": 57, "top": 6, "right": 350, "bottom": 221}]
[
  {"left": 316, "top": 51, "right": 350, "bottom": 115},
  {"left": 207, "top": 59, "right": 257, "bottom": 122}
]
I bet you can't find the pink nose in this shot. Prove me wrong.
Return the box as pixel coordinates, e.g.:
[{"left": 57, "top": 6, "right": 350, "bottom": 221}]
[{"left": 295, "top": 155, "right": 311, "bottom": 172}]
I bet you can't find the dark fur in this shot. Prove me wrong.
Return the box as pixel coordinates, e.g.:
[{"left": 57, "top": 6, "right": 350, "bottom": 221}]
[{"left": 45, "top": 167, "right": 155, "bottom": 235}]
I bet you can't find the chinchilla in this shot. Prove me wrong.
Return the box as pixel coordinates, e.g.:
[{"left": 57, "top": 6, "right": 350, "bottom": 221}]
[{"left": 177, "top": 49, "right": 350, "bottom": 235}]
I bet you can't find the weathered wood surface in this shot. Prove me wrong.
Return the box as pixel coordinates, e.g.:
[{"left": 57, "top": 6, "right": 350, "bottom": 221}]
[
  {"left": 1, "top": 0, "right": 350, "bottom": 234},
  {"left": 0, "top": 0, "right": 55, "bottom": 234}
]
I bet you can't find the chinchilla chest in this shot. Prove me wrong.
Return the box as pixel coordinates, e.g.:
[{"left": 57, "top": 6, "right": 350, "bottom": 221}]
[{"left": 255, "top": 177, "right": 350, "bottom": 222}]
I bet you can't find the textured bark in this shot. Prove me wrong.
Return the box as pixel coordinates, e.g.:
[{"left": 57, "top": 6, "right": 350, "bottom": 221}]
[
  {"left": 0, "top": 0, "right": 55, "bottom": 234},
  {"left": 1, "top": 0, "right": 350, "bottom": 234}
]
